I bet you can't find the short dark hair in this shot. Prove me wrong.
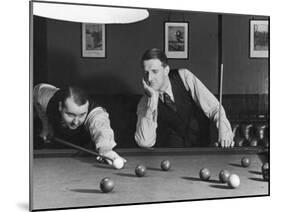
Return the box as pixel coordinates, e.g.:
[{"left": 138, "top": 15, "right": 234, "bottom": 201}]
[
  {"left": 141, "top": 48, "right": 168, "bottom": 67},
  {"left": 60, "top": 86, "right": 90, "bottom": 107}
]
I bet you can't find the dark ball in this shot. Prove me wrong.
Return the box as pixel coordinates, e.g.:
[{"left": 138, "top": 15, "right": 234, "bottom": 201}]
[
  {"left": 100, "top": 177, "right": 114, "bottom": 193},
  {"left": 249, "top": 138, "right": 258, "bottom": 147},
  {"left": 262, "top": 162, "right": 269, "bottom": 181},
  {"left": 135, "top": 165, "right": 146, "bottom": 177},
  {"left": 213, "top": 142, "right": 220, "bottom": 147},
  {"left": 261, "top": 162, "right": 269, "bottom": 173},
  {"left": 161, "top": 160, "right": 171, "bottom": 171},
  {"left": 235, "top": 138, "right": 244, "bottom": 147},
  {"left": 241, "top": 157, "right": 251, "bottom": 167},
  {"left": 262, "top": 168, "right": 269, "bottom": 181},
  {"left": 264, "top": 140, "right": 269, "bottom": 148},
  {"left": 199, "top": 168, "right": 211, "bottom": 181},
  {"left": 262, "top": 138, "right": 269, "bottom": 148},
  {"left": 219, "top": 170, "right": 231, "bottom": 183}
]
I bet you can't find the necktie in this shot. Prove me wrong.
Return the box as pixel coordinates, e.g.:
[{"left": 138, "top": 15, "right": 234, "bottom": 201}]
[{"left": 163, "top": 92, "right": 177, "bottom": 112}]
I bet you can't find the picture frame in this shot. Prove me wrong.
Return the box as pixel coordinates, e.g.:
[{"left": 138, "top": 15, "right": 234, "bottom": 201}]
[
  {"left": 165, "top": 22, "right": 189, "bottom": 59},
  {"left": 82, "top": 23, "right": 106, "bottom": 58},
  {"left": 249, "top": 20, "right": 269, "bottom": 58}
]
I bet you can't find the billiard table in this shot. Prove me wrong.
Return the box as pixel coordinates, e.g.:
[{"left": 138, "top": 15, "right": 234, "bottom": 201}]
[{"left": 31, "top": 147, "right": 269, "bottom": 211}]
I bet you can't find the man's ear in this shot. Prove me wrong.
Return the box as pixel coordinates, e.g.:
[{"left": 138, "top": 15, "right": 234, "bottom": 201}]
[
  {"left": 164, "top": 65, "right": 170, "bottom": 76},
  {"left": 58, "top": 101, "right": 62, "bottom": 112}
]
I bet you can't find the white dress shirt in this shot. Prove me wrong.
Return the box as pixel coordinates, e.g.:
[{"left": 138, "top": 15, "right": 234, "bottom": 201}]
[
  {"left": 159, "top": 79, "right": 175, "bottom": 103},
  {"left": 135, "top": 68, "right": 233, "bottom": 148}
]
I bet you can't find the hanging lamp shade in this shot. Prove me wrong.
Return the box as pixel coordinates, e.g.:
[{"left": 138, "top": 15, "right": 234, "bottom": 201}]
[{"left": 33, "top": 2, "right": 149, "bottom": 24}]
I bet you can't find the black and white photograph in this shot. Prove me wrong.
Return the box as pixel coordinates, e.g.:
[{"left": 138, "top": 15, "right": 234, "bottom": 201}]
[
  {"left": 82, "top": 23, "right": 105, "bottom": 58},
  {"left": 29, "top": 0, "right": 269, "bottom": 211},
  {"left": 250, "top": 20, "right": 269, "bottom": 58},
  {"left": 165, "top": 22, "right": 188, "bottom": 59}
]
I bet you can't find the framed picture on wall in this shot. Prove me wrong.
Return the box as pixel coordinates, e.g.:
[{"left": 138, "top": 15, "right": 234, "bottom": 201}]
[
  {"left": 82, "top": 23, "right": 106, "bottom": 58},
  {"left": 165, "top": 22, "right": 188, "bottom": 59},
  {"left": 250, "top": 20, "right": 269, "bottom": 58}
]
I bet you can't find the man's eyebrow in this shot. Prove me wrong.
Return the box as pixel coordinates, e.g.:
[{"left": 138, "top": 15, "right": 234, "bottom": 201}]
[
  {"left": 66, "top": 112, "right": 87, "bottom": 116},
  {"left": 66, "top": 111, "right": 75, "bottom": 115}
]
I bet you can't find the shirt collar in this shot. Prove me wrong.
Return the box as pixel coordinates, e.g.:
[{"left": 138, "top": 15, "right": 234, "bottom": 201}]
[{"left": 159, "top": 79, "right": 174, "bottom": 102}]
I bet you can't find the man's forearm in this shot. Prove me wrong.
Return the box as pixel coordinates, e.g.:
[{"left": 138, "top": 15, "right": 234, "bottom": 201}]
[
  {"left": 212, "top": 108, "right": 233, "bottom": 140},
  {"left": 85, "top": 107, "right": 117, "bottom": 152},
  {"left": 135, "top": 112, "right": 157, "bottom": 148}
]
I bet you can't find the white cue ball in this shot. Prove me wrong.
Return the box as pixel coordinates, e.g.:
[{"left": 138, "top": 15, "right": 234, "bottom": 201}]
[
  {"left": 113, "top": 158, "right": 124, "bottom": 169},
  {"left": 227, "top": 174, "right": 240, "bottom": 188}
]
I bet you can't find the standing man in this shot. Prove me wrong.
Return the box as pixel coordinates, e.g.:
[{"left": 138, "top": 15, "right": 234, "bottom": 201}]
[
  {"left": 135, "top": 48, "right": 234, "bottom": 148},
  {"left": 34, "top": 83, "right": 126, "bottom": 165}
]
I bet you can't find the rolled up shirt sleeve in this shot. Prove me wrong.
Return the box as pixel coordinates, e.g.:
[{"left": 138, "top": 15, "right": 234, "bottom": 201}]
[
  {"left": 135, "top": 96, "right": 158, "bottom": 148},
  {"left": 178, "top": 69, "right": 233, "bottom": 141},
  {"left": 85, "top": 107, "right": 117, "bottom": 153},
  {"left": 33, "top": 83, "right": 59, "bottom": 112}
]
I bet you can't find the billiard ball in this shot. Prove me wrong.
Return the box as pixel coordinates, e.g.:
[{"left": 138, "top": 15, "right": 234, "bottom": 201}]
[
  {"left": 227, "top": 174, "right": 240, "bottom": 188},
  {"left": 112, "top": 158, "right": 124, "bottom": 170},
  {"left": 235, "top": 138, "right": 244, "bottom": 147},
  {"left": 262, "top": 138, "right": 269, "bottom": 148},
  {"left": 259, "top": 137, "right": 269, "bottom": 147},
  {"left": 219, "top": 170, "right": 230, "bottom": 183},
  {"left": 213, "top": 142, "right": 220, "bottom": 147},
  {"left": 262, "top": 169, "right": 269, "bottom": 181},
  {"left": 249, "top": 138, "right": 258, "bottom": 147},
  {"left": 262, "top": 162, "right": 269, "bottom": 181},
  {"left": 261, "top": 162, "right": 269, "bottom": 173},
  {"left": 135, "top": 165, "right": 146, "bottom": 177},
  {"left": 199, "top": 168, "right": 211, "bottom": 181},
  {"left": 161, "top": 160, "right": 171, "bottom": 171},
  {"left": 241, "top": 157, "right": 251, "bottom": 167},
  {"left": 100, "top": 177, "right": 114, "bottom": 193}
]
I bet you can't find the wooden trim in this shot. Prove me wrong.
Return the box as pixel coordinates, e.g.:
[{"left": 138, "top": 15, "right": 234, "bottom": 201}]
[{"left": 34, "top": 147, "right": 268, "bottom": 158}]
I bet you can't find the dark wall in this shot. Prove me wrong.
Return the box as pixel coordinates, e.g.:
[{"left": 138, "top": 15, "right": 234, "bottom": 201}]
[
  {"left": 35, "top": 10, "right": 268, "bottom": 95},
  {"left": 34, "top": 10, "right": 269, "bottom": 95},
  {"left": 222, "top": 14, "right": 269, "bottom": 94},
  {"left": 35, "top": 9, "right": 220, "bottom": 94},
  {"left": 34, "top": 10, "right": 268, "bottom": 95}
]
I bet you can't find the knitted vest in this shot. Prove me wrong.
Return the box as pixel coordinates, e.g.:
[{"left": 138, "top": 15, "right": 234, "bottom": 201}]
[{"left": 156, "top": 69, "right": 210, "bottom": 147}]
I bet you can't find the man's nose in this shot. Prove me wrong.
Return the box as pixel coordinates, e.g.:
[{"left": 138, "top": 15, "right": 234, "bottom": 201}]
[
  {"left": 73, "top": 117, "right": 79, "bottom": 125},
  {"left": 148, "top": 73, "right": 153, "bottom": 82}
]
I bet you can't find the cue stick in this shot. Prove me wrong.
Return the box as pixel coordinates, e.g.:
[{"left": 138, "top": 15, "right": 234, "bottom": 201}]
[
  {"left": 53, "top": 137, "right": 113, "bottom": 162},
  {"left": 218, "top": 64, "right": 223, "bottom": 143}
]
